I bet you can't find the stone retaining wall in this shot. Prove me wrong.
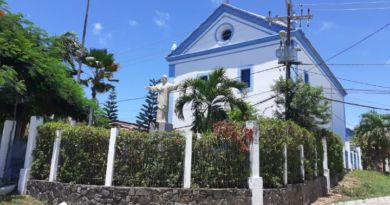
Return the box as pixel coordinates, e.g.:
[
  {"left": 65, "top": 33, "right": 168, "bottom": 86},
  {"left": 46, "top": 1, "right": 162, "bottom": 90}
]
[
  {"left": 26, "top": 180, "right": 252, "bottom": 205},
  {"left": 27, "top": 177, "right": 331, "bottom": 205},
  {"left": 263, "top": 177, "right": 327, "bottom": 205}
]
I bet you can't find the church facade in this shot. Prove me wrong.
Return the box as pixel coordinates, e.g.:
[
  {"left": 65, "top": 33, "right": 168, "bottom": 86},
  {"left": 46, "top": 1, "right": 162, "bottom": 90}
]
[{"left": 166, "top": 4, "right": 347, "bottom": 140}]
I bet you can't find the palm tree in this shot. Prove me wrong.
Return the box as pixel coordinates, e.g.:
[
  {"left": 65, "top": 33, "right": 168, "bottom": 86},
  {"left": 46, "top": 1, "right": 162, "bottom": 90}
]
[
  {"left": 175, "top": 68, "right": 248, "bottom": 133},
  {"left": 82, "top": 48, "right": 119, "bottom": 125},
  {"left": 353, "top": 111, "right": 390, "bottom": 171}
]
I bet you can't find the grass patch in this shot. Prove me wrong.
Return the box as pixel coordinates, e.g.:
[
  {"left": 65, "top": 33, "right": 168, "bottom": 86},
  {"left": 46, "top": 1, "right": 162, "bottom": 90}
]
[
  {"left": 334, "top": 170, "right": 390, "bottom": 200},
  {"left": 0, "top": 195, "right": 43, "bottom": 205}
]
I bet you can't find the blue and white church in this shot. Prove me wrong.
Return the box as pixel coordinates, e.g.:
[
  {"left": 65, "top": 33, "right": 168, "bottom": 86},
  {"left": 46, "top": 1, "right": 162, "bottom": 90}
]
[{"left": 166, "top": 4, "right": 347, "bottom": 141}]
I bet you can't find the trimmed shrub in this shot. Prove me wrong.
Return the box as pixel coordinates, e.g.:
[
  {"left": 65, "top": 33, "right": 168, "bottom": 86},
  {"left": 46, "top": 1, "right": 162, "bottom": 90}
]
[
  {"left": 31, "top": 122, "right": 71, "bottom": 180},
  {"left": 192, "top": 134, "right": 250, "bottom": 188},
  {"left": 113, "top": 131, "right": 185, "bottom": 187},
  {"left": 57, "top": 126, "right": 109, "bottom": 185},
  {"left": 316, "top": 129, "right": 344, "bottom": 176},
  {"left": 259, "top": 118, "right": 316, "bottom": 188}
]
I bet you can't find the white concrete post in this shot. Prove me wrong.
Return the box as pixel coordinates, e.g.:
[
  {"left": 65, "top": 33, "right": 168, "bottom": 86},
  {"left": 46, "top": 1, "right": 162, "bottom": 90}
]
[
  {"left": 49, "top": 130, "right": 62, "bottom": 182},
  {"left": 183, "top": 130, "right": 193, "bottom": 188},
  {"left": 314, "top": 145, "right": 318, "bottom": 178},
  {"left": 283, "top": 143, "right": 288, "bottom": 186},
  {"left": 385, "top": 158, "right": 389, "bottom": 173},
  {"left": 18, "top": 116, "right": 44, "bottom": 194},
  {"left": 322, "top": 137, "right": 330, "bottom": 195},
  {"left": 0, "top": 120, "right": 17, "bottom": 178},
  {"left": 105, "top": 128, "right": 119, "bottom": 186},
  {"left": 246, "top": 121, "right": 263, "bottom": 205},
  {"left": 299, "top": 145, "right": 305, "bottom": 182},
  {"left": 342, "top": 146, "right": 346, "bottom": 169},
  {"left": 345, "top": 141, "right": 352, "bottom": 170}
]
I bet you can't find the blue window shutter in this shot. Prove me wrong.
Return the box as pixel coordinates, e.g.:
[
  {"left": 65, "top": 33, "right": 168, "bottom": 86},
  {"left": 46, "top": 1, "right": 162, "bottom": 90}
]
[
  {"left": 304, "top": 71, "right": 309, "bottom": 84},
  {"left": 241, "top": 68, "right": 251, "bottom": 88}
]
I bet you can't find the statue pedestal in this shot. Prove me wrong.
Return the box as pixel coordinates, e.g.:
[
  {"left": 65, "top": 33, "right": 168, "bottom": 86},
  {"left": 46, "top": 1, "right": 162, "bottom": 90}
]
[{"left": 149, "top": 122, "right": 173, "bottom": 132}]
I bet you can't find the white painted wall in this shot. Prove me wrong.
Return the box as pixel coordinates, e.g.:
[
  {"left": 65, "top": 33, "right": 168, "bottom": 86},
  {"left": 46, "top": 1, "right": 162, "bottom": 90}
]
[
  {"left": 185, "top": 14, "right": 274, "bottom": 54},
  {"left": 169, "top": 12, "right": 346, "bottom": 140}
]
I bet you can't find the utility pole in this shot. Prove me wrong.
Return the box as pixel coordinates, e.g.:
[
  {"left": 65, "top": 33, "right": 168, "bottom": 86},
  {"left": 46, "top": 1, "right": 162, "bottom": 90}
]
[
  {"left": 76, "top": 0, "right": 91, "bottom": 83},
  {"left": 267, "top": 0, "right": 312, "bottom": 119}
]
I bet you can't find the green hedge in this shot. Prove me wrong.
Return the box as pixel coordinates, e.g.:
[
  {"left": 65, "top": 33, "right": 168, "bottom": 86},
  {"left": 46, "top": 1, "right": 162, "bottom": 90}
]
[
  {"left": 192, "top": 135, "right": 250, "bottom": 188},
  {"left": 113, "top": 131, "right": 185, "bottom": 187},
  {"left": 258, "top": 118, "right": 317, "bottom": 188},
  {"left": 31, "top": 122, "right": 71, "bottom": 180},
  {"left": 31, "top": 120, "right": 343, "bottom": 188},
  {"left": 31, "top": 122, "right": 184, "bottom": 187}
]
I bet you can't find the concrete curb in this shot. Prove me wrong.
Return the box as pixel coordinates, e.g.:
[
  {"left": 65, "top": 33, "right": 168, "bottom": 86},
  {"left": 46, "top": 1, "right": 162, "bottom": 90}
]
[{"left": 330, "top": 196, "right": 390, "bottom": 205}]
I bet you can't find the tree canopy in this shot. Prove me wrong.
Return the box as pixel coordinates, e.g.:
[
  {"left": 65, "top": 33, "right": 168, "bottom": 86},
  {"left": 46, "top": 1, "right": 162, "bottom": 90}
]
[
  {"left": 272, "top": 77, "right": 331, "bottom": 131},
  {"left": 353, "top": 111, "right": 390, "bottom": 171},
  {"left": 175, "top": 68, "right": 248, "bottom": 133},
  {"left": 0, "top": 2, "right": 89, "bottom": 122}
]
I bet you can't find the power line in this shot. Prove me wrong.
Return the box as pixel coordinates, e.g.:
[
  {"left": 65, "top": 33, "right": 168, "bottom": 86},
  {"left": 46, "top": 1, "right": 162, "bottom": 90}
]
[
  {"left": 323, "top": 97, "right": 390, "bottom": 112},
  {"left": 302, "top": 63, "right": 390, "bottom": 67},
  {"left": 299, "top": 1, "right": 390, "bottom": 6},
  {"left": 296, "top": 68, "right": 390, "bottom": 90},
  {"left": 307, "top": 21, "right": 390, "bottom": 72},
  {"left": 315, "top": 7, "right": 390, "bottom": 11}
]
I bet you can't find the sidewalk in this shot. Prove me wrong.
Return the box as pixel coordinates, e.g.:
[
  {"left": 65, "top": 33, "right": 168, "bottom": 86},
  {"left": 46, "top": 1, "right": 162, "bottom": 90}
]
[{"left": 330, "top": 196, "right": 390, "bottom": 205}]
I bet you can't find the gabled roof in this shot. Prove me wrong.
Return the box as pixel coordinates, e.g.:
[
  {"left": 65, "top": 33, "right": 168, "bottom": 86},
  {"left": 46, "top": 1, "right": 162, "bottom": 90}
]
[{"left": 167, "top": 3, "right": 286, "bottom": 58}]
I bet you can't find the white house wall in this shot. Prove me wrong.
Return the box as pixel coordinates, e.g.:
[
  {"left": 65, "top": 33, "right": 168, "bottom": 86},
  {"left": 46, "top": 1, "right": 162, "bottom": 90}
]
[
  {"left": 170, "top": 39, "right": 346, "bottom": 140},
  {"left": 185, "top": 14, "right": 274, "bottom": 54}
]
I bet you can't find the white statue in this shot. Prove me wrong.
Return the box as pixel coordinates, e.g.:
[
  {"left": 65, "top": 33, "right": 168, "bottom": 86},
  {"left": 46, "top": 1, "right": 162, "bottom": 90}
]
[{"left": 146, "top": 75, "right": 178, "bottom": 124}]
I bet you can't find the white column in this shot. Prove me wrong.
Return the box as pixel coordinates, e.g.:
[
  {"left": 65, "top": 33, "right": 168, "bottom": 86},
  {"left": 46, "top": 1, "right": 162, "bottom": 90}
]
[
  {"left": 246, "top": 121, "right": 263, "bottom": 205},
  {"left": 283, "top": 143, "right": 288, "bottom": 186},
  {"left": 345, "top": 141, "right": 352, "bottom": 170},
  {"left": 299, "top": 145, "right": 305, "bottom": 182},
  {"left": 385, "top": 158, "right": 389, "bottom": 173},
  {"left": 322, "top": 137, "right": 330, "bottom": 194},
  {"left": 314, "top": 145, "right": 318, "bottom": 178},
  {"left": 105, "top": 128, "right": 119, "bottom": 186},
  {"left": 49, "top": 130, "right": 62, "bottom": 182},
  {"left": 183, "top": 130, "right": 193, "bottom": 188},
  {"left": 18, "top": 116, "right": 43, "bottom": 194},
  {"left": 342, "top": 146, "right": 346, "bottom": 169},
  {"left": 0, "top": 120, "right": 17, "bottom": 178}
]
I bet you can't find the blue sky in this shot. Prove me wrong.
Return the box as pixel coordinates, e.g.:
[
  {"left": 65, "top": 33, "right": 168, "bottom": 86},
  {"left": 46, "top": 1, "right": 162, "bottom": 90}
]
[{"left": 6, "top": 0, "right": 390, "bottom": 128}]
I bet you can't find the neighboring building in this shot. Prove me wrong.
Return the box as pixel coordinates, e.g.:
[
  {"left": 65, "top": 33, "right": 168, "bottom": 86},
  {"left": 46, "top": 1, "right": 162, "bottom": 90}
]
[
  {"left": 166, "top": 4, "right": 347, "bottom": 139},
  {"left": 111, "top": 120, "right": 139, "bottom": 131}
]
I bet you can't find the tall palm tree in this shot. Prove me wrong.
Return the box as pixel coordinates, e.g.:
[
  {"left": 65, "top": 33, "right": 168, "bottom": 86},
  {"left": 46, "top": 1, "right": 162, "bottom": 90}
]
[
  {"left": 353, "top": 111, "right": 390, "bottom": 171},
  {"left": 175, "top": 68, "right": 248, "bottom": 133},
  {"left": 82, "top": 48, "right": 119, "bottom": 125}
]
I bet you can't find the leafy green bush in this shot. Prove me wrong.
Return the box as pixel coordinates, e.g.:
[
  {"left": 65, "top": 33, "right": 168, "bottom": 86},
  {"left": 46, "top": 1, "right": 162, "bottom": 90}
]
[
  {"left": 113, "top": 131, "right": 185, "bottom": 187},
  {"left": 317, "top": 129, "right": 344, "bottom": 176},
  {"left": 31, "top": 122, "right": 70, "bottom": 180},
  {"left": 192, "top": 134, "right": 250, "bottom": 188},
  {"left": 57, "top": 126, "right": 109, "bottom": 185},
  {"left": 259, "top": 118, "right": 316, "bottom": 188}
]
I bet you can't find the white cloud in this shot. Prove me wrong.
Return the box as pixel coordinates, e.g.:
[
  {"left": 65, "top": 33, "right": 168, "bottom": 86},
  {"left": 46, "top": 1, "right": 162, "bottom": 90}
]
[
  {"left": 153, "top": 10, "right": 170, "bottom": 28},
  {"left": 319, "top": 21, "right": 336, "bottom": 32},
  {"left": 128, "top": 19, "right": 138, "bottom": 27},
  {"left": 93, "top": 23, "right": 103, "bottom": 35},
  {"left": 211, "top": 0, "right": 223, "bottom": 5}
]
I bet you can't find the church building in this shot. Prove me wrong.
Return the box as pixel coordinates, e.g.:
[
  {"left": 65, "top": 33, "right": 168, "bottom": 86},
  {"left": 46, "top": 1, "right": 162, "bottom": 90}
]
[{"left": 166, "top": 3, "right": 347, "bottom": 140}]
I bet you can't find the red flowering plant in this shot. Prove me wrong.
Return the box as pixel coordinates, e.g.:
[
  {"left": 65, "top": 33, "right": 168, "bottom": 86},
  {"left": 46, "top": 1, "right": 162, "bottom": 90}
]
[
  {"left": 0, "top": 10, "right": 5, "bottom": 17},
  {"left": 212, "top": 121, "right": 253, "bottom": 152}
]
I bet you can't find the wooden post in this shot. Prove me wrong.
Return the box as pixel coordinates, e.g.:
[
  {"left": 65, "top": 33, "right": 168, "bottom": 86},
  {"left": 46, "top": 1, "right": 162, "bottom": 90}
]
[
  {"left": 246, "top": 121, "right": 263, "bottom": 205},
  {"left": 314, "top": 145, "right": 318, "bottom": 178},
  {"left": 105, "top": 128, "right": 119, "bottom": 186},
  {"left": 183, "top": 130, "right": 193, "bottom": 188},
  {"left": 49, "top": 130, "right": 62, "bottom": 182},
  {"left": 18, "top": 116, "right": 43, "bottom": 194}
]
